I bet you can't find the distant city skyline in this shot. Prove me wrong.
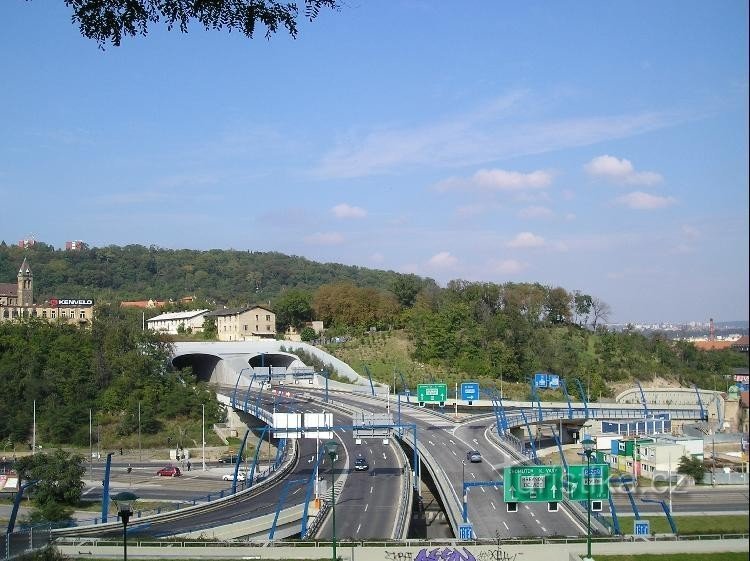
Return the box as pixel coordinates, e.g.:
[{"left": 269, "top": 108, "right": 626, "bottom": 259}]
[{"left": 1, "top": 2, "right": 747, "bottom": 325}]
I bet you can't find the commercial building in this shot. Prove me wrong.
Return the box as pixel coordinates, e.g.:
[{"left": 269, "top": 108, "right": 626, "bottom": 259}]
[{"left": 0, "top": 259, "right": 94, "bottom": 326}]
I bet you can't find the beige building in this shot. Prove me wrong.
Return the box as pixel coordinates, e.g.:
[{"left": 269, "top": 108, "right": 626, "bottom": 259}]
[
  {"left": 205, "top": 305, "right": 276, "bottom": 341},
  {"left": 0, "top": 258, "right": 94, "bottom": 326}
]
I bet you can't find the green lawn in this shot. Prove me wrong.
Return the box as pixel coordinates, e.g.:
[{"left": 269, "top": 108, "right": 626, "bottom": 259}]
[
  {"left": 607, "top": 515, "right": 749, "bottom": 535},
  {"left": 597, "top": 554, "right": 748, "bottom": 561}
]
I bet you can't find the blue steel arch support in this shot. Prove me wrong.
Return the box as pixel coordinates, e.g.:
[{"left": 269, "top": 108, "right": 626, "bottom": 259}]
[
  {"left": 269, "top": 479, "right": 306, "bottom": 540},
  {"left": 274, "top": 438, "right": 286, "bottom": 469},
  {"left": 560, "top": 379, "right": 574, "bottom": 419},
  {"left": 635, "top": 380, "right": 650, "bottom": 417},
  {"left": 231, "top": 429, "right": 251, "bottom": 494},
  {"left": 7, "top": 480, "right": 37, "bottom": 534},
  {"left": 608, "top": 493, "right": 621, "bottom": 535},
  {"left": 300, "top": 446, "right": 327, "bottom": 538},
  {"left": 693, "top": 384, "right": 706, "bottom": 421},
  {"left": 549, "top": 425, "right": 568, "bottom": 471},
  {"left": 254, "top": 380, "right": 267, "bottom": 418},
  {"left": 101, "top": 452, "right": 115, "bottom": 523},
  {"left": 519, "top": 410, "right": 539, "bottom": 464},
  {"left": 573, "top": 378, "right": 589, "bottom": 418},
  {"left": 232, "top": 367, "right": 251, "bottom": 408},
  {"left": 641, "top": 498, "right": 678, "bottom": 534},
  {"left": 396, "top": 370, "right": 410, "bottom": 403},
  {"left": 248, "top": 426, "right": 269, "bottom": 486},
  {"left": 363, "top": 364, "right": 376, "bottom": 396}
]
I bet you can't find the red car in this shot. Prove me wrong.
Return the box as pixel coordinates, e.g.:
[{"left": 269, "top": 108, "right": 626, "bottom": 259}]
[{"left": 156, "top": 466, "right": 181, "bottom": 477}]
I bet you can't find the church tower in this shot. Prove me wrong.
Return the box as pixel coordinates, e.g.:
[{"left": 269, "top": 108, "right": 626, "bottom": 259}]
[{"left": 17, "top": 258, "right": 33, "bottom": 307}]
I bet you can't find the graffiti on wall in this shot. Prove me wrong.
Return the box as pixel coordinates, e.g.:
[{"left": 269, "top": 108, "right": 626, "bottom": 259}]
[{"left": 384, "top": 547, "right": 519, "bottom": 561}]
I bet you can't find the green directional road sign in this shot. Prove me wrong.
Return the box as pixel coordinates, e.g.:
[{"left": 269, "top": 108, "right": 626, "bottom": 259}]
[
  {"left": 417, "top": 383, "right": 447, "bottom": 403},
  {"left": 503, "top": 465, "right": 563, "bottom": 503},
  {"left": 566, "top": 464, "right": 610, "bottom": 501}
]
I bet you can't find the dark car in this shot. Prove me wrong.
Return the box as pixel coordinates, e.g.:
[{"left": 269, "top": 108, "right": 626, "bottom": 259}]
[
  {"left": 354, "top": 457, "right": 369, "bottom": 471},
  {"left": 157, "top": 465, "right": 181, "bottom": 477},
  {"left": 218, "top": 453, "right": 241, "bottom": 464},
  {"left": 467, "top": 450, "right": 482, "bottom": 463}
]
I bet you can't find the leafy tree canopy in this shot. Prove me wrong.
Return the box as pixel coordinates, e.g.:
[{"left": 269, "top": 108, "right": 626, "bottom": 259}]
[
  {"left": 14, "top": 449, "right": 86, "bottom": 521},
  {"left": 60, "top": 0, "right": 340, "bottom": 47}
]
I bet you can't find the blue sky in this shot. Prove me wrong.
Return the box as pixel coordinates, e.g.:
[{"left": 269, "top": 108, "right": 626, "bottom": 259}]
[{"left": 1, "top": 1, "right": 747, "bottom": 324}]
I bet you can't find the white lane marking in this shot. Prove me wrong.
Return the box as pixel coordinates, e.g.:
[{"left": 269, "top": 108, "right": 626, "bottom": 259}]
[
  {"left": 524, "top": 505, "right": 530, "bottom": 510},
  {"left": 490, "top": 501, "right": 496, "bottom": 510},
  {"left": 364, "top": 504, "right": 369, "bottom": 512},
  {"left": 356, "top": 523, "right": 361, "bottom": 534},
  {"left": 449, "top": 439, "right": 455, "bottom": 445},
  {"left": 451, "top": 450, "right": 457, "bottom": 456},
  {"left": 429, "top": 441, "right": 435, "bottom": 446},
  {"left": 535, "top": 519, "right": 541, "bottom": 525},
  {"left": 529, "top": 511, "right": 535, "bottom": 518},
  {"left": 292, "top": 487, "right": 302, "bottom": 495},
  {"left": 480, "top": 487, "right": 485, "bottom": 493},
  {"left": 473, "top": 438, "right": 478, "bottom": 444},
  {"left": 471, "top": 472, "right": 476, "bottom": 479},
  {"left": 370, "top": 486, "right": 374, "bottom": 494},
  {"left": 383, "top": 453, "right": 387, "bottom": 460},
  {"left": 503, "top": 521, "right": 509, "bottom": 530},
  {"left": 542, "top": 527, "right": 547, "bottom": 532}
]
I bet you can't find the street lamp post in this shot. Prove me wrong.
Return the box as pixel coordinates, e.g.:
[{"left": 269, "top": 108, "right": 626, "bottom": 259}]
[
  {"left": 324, "top": 440, "right": 339, "bottom": 561},
  {"left": 112, "top": 492, "right": 137, "bottom": 561},
  {"left": 462, "top": 460, "right": 467, "bottom": 523},
  {"left": 582, "top": 438, "right": 595, "bottom": 561}
]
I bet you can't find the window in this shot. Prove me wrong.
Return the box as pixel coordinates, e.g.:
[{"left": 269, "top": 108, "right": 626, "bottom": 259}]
[
  {"left": 256, "top": 314, "right": 259, "bottom": 320},
  {"left": 255, "top": 325, "right": 259, "bottom": 331},
  {"left": 266, "top": 325, "right": 271, "bottom": 332},
  {"left": 266, "top": 314, "right": 270, "bottom": 321},
  {"left": 32, "top": 309, "right": 37, "bottom": 317},
  {"left": 243, "top": 324, "right": 248, "bottom": 331},
  {"left": 42, "top": 310, "right": 47, "bottom": 318},
  {"left": 79, "top": 310, "right": 86, "bottom": 319},
  {"left": 2, "top": 310, "right": 8, "bottom": 318},
  {"left": 51, "top": 311, "right": 56, "bottom": 319}
]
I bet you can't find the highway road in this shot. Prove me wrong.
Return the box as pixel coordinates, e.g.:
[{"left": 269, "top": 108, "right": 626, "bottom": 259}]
[
  {"left": 308, "top": 389, "right": 586, "bottom": 539},
  {"left": 67, "top": 386, "right": 408, "bottom": 540}
]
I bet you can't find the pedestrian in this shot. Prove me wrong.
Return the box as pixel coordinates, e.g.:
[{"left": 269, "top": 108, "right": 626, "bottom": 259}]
[{"left": 187, "top": 460, "right": 191, "bottom": 471}]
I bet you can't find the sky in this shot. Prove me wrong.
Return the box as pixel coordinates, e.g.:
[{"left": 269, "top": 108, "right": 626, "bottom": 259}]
[{"left": 0, "top": 1, "right": 748, "bottom": 324}]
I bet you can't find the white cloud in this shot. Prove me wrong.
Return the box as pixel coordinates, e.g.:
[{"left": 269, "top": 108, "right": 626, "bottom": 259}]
[
  {"left": 615, "top": 191, "right": 676, "bottom": 210},
  {"left": 584, "top": 155, "right": 663, "bottom": 185},
  {"left": 506, "top": 232, "right": 546, "bottom": 248},
  {"left": 369, "top": 252, "right": 385, "bottom": 263},
  {"left": 435, "top": 168, "right": 553, "bottom": 192},
  {"left": 681, "top": 225, "right": 701, "bottom": 240},
  {"left": 312, "top": 90, "right": 678, "bottom": 179},
  {"left": 518, "top": 205, "right": 553, "bottom": 219},
  {"left": 427, "top": 251, "right": 458, "bottom": 268},
  {"left": 490, "top": 259, "right": 526, "bottom": 275},
  {"left": 331, "top": 203, "right": 367, "bottom": 219},
  {"left": 303, "top": 232, "right": 345, "bottom": 245}
]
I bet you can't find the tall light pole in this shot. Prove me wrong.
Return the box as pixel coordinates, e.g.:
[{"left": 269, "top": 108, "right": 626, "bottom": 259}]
[
  {"left": 582, "top": 437, "right": 595, "bottom": 561},
  {"left": 462, "top": 460, "right": 467, "bottom": 523},
  {"left": 324, "top": 440, "right": 339, "bottom": 561},
  {"left": 202, "top": 404, "right": 206, "bottom": 471}
]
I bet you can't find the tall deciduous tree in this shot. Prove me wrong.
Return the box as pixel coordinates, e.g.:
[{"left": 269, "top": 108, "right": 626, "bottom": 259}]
[
  {"left": 59, "top": 0, "right": 340, "bottom": 47},
  {"left": 591, "top": 297, "right": 612, "bottom": 329},
  {"left": 14, "top": 449, "right": 86, "bottom": 521}
]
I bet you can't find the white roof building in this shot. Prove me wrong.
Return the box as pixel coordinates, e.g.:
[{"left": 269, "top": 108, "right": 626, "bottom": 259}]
[{"left": 147, "top": 309, "right": 209, "bottom": 334}]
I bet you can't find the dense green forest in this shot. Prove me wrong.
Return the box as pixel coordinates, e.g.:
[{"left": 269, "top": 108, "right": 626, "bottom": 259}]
[
  {"left": 0, "top": 306, "right": 222, "bottom": 449},
  {"left": 0, "top": 241, "right": 429, "bottom": 308}
]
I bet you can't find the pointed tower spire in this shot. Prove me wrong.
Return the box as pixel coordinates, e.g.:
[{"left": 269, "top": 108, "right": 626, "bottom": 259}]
[{"left": 17, "top": 258, "right": 33, "bottom": 307}]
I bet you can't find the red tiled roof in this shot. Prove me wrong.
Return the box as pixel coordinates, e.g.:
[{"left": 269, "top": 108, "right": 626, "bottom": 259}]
[
  {"left": 732, "top": 336, "right": 749, "bottom": 347},
  {"left": 694, "top": 340, "right": 733, "bottom": 351},
  {"left": 0, "top": 283, "right": 16, "bottom": 297}
]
